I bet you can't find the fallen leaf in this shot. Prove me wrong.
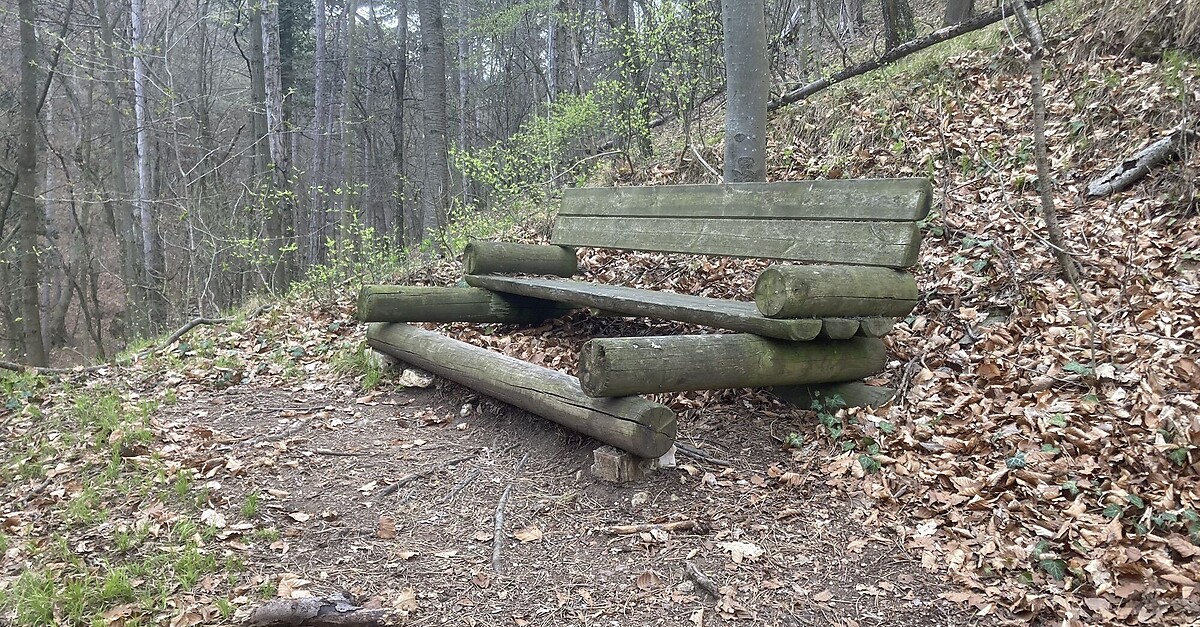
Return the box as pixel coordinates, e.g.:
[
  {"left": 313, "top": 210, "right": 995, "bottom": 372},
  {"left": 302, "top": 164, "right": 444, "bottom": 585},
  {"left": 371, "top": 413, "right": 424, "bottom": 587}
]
[
  {"left": 288, "top": 512, "right": 310, "bottom": 523},
  {"left": 636, "top": 570, "right": 663, "bottom": 590},
  {"left": 378, "top": 515, "right": 396, "bottom": 539},
  {"left": 514, "top": 526, "right": 543, "bottom": 543}
]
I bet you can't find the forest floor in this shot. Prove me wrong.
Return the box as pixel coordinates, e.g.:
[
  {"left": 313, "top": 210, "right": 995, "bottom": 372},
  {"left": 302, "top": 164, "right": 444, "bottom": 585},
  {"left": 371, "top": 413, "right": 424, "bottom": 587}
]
[{"left": 4, "top": 7, "right": 1200, "bottom": 627}]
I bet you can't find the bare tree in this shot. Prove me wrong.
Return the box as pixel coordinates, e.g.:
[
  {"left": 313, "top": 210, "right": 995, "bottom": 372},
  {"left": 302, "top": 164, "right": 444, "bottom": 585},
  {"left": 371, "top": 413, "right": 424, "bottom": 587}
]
[
  {"left": 881, "top": 0, "right": 915, "bottom": 49},
  {"left": 17, "top": 0, "right": 47, "bottom": 365}
]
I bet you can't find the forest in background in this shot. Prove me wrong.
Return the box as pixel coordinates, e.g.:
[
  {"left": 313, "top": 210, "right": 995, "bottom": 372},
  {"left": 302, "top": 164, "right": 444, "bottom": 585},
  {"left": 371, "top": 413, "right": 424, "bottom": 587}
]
[{"left": 0, "top": 0, "right": 991, "bottom": 366}]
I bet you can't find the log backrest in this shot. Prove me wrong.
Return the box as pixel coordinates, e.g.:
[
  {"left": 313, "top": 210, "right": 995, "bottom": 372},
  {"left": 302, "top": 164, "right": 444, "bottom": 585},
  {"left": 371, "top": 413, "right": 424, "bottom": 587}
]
[{"left": 552, "top": 179, "right": 933, "bottom": 268}]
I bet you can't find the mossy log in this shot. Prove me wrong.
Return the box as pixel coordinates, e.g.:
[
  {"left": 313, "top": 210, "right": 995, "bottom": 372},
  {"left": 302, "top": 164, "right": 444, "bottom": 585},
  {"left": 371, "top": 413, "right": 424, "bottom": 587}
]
[
  {"left": 463, "top": 242, "right": 577, "bottom": 276},
  {"left": 754, "top": 265, "right": 918, "bottom": 318},
  {"left": 356, "top": 286, "right": 573, "bottom": 324},
  {"left": 578, "top": 334, "right": 886, "bottom": 397},
  {"left": 367, "top": 323, "right": 676, "bottom": 458}
]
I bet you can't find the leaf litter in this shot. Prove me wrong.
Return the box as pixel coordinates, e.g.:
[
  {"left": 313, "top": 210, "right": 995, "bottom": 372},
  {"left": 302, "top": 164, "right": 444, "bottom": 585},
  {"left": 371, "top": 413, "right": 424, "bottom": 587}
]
[{"left": 2, "top": 11, "right": 1198, "bottom": 627}]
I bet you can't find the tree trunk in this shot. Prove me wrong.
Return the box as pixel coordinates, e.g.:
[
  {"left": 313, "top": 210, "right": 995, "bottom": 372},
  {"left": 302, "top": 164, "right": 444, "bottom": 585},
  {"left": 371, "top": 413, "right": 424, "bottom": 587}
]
[
  {"left": 943, "top": 0, "right": 974, "bottom": 25},
  {"left": 341, "top": 0, "right": 360, "bottom": 251},
  {"left": 17, "top": 0, "right": 47, "bottom": 366},
  {"left": 93, "top": 0, "right": 144, "bottom": 337},
  {"left": 392, "top": 0, "right": 411, "bottom": 244},
  {"left": 881, "top": 0, "right": 915, "bottom": 50},
  {"left": 418, "top": 0, "right": 450, "bottom": 239},
  {"left": 1012, "top": 0, "right": 1078, "bottom": 282},
  {"left": 722, "top": 0, "right": 768, "bottom": 182},
  {"left": 310, "top": 0, "right": 331, "bottom": 264},
  {"left": 131, "top": 0, "right": 163, "bottom": 328},
  {"left": 262, "top": 0, "right": 291, "bottom": 290}
]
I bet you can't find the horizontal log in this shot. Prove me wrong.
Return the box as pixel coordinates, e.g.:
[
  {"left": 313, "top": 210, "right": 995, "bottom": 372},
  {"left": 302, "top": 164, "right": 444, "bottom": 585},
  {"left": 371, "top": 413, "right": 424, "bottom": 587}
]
[
  {"left": 356, "top": 286, "right": 573, "bottom": 324},
  {"left": 552, "top": 216, "right": 923, "bottom": 268},
  {"left": 562, "top": 180, "right": 932, "bottom": 221},
  {"left": 464, "top": 275, "right": 822, "bottom": 341},
  {"left": 754, "top": 265, "right": 918, "bottom": 318},
  {"left": 773, "top": 382, "right": 897, "bottom": 409},
  {"left": 578, "top": 334, "right": 886, "bottom": 397},
  {"left": 367, "top": 323, "right": 676, "bottom": 458},
  {"left": 463, "top": 241, "right": 577, "bottom": 276}
]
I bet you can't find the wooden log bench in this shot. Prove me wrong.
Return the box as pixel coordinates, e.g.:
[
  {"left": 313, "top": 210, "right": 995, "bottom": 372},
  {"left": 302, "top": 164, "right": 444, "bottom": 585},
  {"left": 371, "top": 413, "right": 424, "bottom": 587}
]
[{"left": 362, "top": 178, "right": 932, "bottom": 459}]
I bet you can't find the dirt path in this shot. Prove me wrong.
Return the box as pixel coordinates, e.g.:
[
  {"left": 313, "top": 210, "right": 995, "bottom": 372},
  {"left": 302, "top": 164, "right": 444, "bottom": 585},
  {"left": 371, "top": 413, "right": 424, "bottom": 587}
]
[{"left": 167, "top": 378, "right": 988, "bottom": 626}]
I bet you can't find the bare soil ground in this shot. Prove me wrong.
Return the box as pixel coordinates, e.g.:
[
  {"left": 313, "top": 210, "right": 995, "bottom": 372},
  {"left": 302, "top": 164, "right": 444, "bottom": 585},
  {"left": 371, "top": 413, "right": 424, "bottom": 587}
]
[{"left": 170, "top": 376, "right": 986, "bottom": 626}]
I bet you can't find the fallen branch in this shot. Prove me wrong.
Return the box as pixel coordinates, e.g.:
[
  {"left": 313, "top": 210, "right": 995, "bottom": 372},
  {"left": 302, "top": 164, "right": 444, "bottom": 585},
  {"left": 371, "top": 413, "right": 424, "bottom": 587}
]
[
  {"left": 684, "top": 561, "right": 720, "bottom": 599},
  {"left": 492, "top": 453, "right": 530, "bottom": 573},
  {"left": 0, "top": 316, "right": 233, "bottom": 375},
  {"left": 246, "top": 593, "right": 391, "bottom": 626},
  {"left": 772, "top": 0, "right": 1057, "bottom": 110},
  {"left": 377, "top": 453, "right": 477, "bottom": 498},
  {"left": 1087, "top": 127, "right": 1199, "bottom": 197},
  {"left": 600, "top": 519, "right": 703, "bottom": 535}
]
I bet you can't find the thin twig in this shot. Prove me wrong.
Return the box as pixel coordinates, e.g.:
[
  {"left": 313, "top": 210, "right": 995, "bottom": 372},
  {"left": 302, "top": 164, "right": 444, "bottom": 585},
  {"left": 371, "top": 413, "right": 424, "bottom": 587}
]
[
  {"left": 377, "top": 453, "right": 477, "bottom": 498},
  {"left": 675, "top": 442, "right": 732, "bottom": 467},
  {"left": 492, "top": 453, "right": 530, "bottom": 573},
  {"left": 440, "top": 468, "right": 481, "bottom": 504}
]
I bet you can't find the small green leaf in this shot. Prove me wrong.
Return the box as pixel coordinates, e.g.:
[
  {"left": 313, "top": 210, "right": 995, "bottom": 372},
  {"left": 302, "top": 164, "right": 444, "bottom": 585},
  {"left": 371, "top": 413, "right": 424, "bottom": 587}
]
[
  {"left": 1168, "top": 448, "right": 1190, "bottom": 466},
  {"left": 1127, "top": 494, "right": 1145, "bottom": 510},
  {"left": 858, "top": 454, "right": 881, "bottom": 474},
  {"left": 1102, "top": 503, "right": 1124, "bottom": 519},
  {"left": 1040, "top": 444, "right": 1060, "bottom": 454},
  {"left": 1063, "top": 361, "right": 1095, "bottom": 377},
  {"left": 878, "top": 421, "right": 895, "bottom": 434},
  {"left": 1040, "top": 559, "right": 1067, "bottom": 581},
  {"left": 1006, "top": 452, "right": 1027, "bottom": 469},
  {"left": 1061, "top": 480, "right": 1079, "bottom": 496},
  {"left": 1048, "top": 414, "right": 1068, "bottom": 428}
]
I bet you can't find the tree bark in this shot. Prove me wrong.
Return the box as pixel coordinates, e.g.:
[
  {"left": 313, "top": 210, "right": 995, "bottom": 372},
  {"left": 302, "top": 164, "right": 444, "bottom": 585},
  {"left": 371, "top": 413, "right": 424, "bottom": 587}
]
[
  {"left": 418, "top": 0, "right": 451, "bottom": 239},
  {"left": 17, "top": 0, "right": 47, "bottom": 366},
  {"left": 722, "top": 0, "right": 768, "bottom": 182}
]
